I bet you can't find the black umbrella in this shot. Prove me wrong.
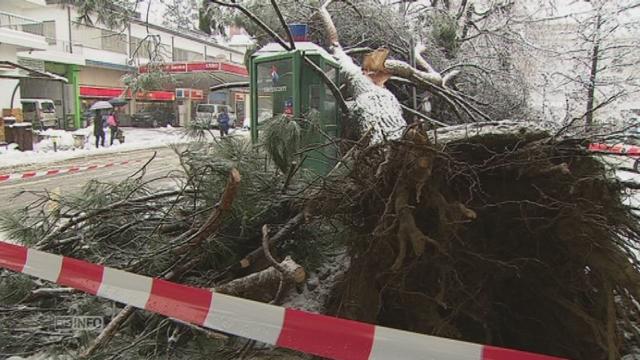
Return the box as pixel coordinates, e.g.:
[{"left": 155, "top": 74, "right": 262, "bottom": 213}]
[{"left": 108, "top": 98, "right": 128, "bottom": 107}]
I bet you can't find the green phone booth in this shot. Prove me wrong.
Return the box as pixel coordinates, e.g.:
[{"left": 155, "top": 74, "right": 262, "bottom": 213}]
[{"left": 250, "top": 42, "right": 341, "bottom": 175}]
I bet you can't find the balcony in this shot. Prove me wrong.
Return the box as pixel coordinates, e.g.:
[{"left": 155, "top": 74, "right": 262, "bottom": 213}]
[
  {"left": 0, "top": 11, "right": 47, "bottom": 50},
  {"left": 71, "top": 22, "right": 127, "bottom": 55},
  {"left": 0, "top": 11, "right": 44, "bottom": 36}
]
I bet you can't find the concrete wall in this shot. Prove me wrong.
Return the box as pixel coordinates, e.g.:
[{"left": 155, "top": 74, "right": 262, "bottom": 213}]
[
  {"left": 19, "top": 5, "right": 70, "bottom": 48},
  {"left": 80, "top": 47, "right": 129, "bottom": 68},
  {"left": 0, "top": 45, "right": 21, "bottom": 110},
  {"left": 129, "top": 22, "right": 243, "bottom": 65},
  {"left": 79, "top": 67, "right": 125, "bottom": 88},
  {"left": 16, "top": 4, "right": 245, "bottom": 67}
]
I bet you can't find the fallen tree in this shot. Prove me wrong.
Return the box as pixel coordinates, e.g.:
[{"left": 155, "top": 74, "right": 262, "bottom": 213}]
[
  {"left": 307, "top": 121, "right": 640, "bottom": 359},
  {"left": 2, "top": 1, "right": 640, "bottom": 360},
  {"left": 3, "top": 121, "right": 640, "bottom": 360}
]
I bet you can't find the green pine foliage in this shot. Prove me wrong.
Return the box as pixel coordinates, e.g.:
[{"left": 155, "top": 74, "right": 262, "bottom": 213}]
[
  {"left": 431, "top": 14, "right": 460, "bottom": 58},
  {"left": 262, "top": 115, "right": 302, "bottom": 174},
  {"left": 0, "top": 132, "right": 340, "bottom": 358}
]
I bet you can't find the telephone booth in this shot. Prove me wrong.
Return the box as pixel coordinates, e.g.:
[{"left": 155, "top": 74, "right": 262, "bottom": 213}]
[{"left": 250, "top": 42, "right": 340, "bottom": 175}]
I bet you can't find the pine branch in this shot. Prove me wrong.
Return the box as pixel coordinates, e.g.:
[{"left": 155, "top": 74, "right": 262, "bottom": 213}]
[
  {"left": 36, "top": 190, "right": 183, "bottom": 250},
  {"left": 270, "top": 0, "right": 295, "bottom": 50},
  {"left": 79, "top": 169, "right": 241, "bottom": 357}
]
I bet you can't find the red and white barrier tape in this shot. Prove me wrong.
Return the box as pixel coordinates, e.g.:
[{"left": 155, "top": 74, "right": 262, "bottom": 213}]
[
  {"left": 0, "top": 160, "right": 143, "bottom": 183},
  {"left": 0, "top": 241, "right": 565, "bottom": 360},
  {"left": 589, "top": 142, "right": 640, "bottom": 156}
]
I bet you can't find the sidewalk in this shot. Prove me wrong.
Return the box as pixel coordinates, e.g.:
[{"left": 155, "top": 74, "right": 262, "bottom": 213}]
[{"left": 0, "top": 126, "right": 245, "bottom": 170}]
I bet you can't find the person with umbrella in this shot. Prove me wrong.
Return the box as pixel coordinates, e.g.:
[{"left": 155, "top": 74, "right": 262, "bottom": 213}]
[
  {"left": 108, "top": 98, "right": 126, "bottom": 146},
  {"left": 89, "top": 101, "right": 112, "bottom": 148}
]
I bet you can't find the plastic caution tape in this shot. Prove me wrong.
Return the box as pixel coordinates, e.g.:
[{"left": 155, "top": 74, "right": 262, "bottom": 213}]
[
  {"left": 589, "top": 142, "right": 640, "bottom": 156},
  {"left": 0, "top": 241, "right": 565, "bottom": 360},
  {"left": 0, "top": 160, "right": 143, "bottom": 183}
]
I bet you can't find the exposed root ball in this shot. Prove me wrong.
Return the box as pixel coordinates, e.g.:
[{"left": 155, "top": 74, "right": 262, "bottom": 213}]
[{"left": 316, "top": 127, "right": 640, "bottom": 359}]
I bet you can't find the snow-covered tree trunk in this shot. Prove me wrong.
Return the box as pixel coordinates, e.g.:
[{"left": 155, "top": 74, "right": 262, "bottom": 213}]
[
  {"left": 333, "top": 48, "right": 406, "bottom": 142},
  {"left": 320, "top": 0, "right": 406, "bottom": 143}
]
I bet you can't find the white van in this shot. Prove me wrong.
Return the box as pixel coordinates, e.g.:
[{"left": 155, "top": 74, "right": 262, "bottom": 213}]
[
  {"left": 195, "top": 104, "right": 236, "bottom": 128},
  {"left": 21, "top": 99, "right": 58, "bottom": 129}
]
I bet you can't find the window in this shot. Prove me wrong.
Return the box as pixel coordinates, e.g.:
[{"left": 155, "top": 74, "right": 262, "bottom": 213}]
[
  {"left": 256, "top": 59, "right": 293, "bottom": 123},
  {"left": 130, "top": 36, "right": 152, "bottom": 59},
  {"left": 101, "top": 29, "right": 126, "bottom": 54},
  {"left": 22, "top": 102, "right": 36, "bottom": 113},
  {"left": 72, "top": 22, "right": 102, "bottom": 49},
  {"left": 43, "top": 21, "right": 56, "bottom": 45},
  {"left": 21, "top": 22, "right": 43, "bottom": 37},
  {"left": 41, "top": 102, "right": 55, "bottom": 113},
  {"left": 197, "top": 105, "right": 215, "bottom": 113},
  {"left": 174, "top": 48, "right": 202, "bottom": 62}
]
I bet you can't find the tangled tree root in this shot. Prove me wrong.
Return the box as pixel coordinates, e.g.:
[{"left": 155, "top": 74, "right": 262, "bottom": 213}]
[{"left": 313, "top": 124, "right": 640, "bottom": 359}]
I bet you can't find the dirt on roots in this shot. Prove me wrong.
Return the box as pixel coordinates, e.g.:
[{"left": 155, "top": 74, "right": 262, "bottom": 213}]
[{"left": 311, "top": 126, "right": 640, "bottom": 360}]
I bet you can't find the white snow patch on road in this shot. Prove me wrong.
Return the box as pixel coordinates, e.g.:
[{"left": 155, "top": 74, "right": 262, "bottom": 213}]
[
  {"left": 0, "top": 231, "right": 16, "bottom": 244},
  {"left": 0, "top": 127, "right": 203, "bottom": 169}
]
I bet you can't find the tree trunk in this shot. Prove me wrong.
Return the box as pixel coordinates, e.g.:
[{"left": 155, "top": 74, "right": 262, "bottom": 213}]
[
  {"left": 214, "top": 256, "right": 305, "bottom": 303},
  {"left": 585, "top": 13, "right": 602, "bottom": 130},
  {"left": 319, "top": 1, "right": 406, "bottom": 143}
]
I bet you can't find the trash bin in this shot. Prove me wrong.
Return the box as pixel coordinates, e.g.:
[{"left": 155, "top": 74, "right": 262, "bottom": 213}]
[
  {"left": 11, "top": 123, "right": 33, "bottom": 151},
  {"left": 73, "top": 134, "right": 86, "bottom": 149},
  {"left": 3, "top": 117, "right": 16, "bottom": 144}
]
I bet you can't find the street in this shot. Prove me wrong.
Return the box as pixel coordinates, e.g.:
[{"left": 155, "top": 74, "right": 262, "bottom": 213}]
[{"left": 0, "top": 146, "right": 182, "bottom": 214}]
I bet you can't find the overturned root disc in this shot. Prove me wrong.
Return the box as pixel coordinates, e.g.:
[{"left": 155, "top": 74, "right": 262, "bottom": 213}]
[{"left": 315, "top": 124, "right": 640, "bottom": 359}]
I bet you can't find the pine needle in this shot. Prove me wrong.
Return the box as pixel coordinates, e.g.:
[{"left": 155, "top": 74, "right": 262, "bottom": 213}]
[{"left": 262, "top": 115, "right": 302, "bottom": 174}]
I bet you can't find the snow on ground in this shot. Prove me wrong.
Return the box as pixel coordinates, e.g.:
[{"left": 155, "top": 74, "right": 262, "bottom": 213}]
[
  {"left": 0, "top": 230, "right": 15, "bottom": 244},
  {"left": 284, "top": 251, "right": 350, "bottom": 313},
  {"left": 0, "top": 126, "right": 246, "bottom": 169}
]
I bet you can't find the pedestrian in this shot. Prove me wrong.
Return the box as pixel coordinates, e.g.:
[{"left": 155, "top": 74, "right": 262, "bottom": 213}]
[
  {"left": 93, "top": 109, "right": 106, "bottom": 148},
  {"left": 107, "top": 109, "right": 119, "bottom": 146},
  {"left": 217, "top": 107, "right": 230, "bottom": 138}
]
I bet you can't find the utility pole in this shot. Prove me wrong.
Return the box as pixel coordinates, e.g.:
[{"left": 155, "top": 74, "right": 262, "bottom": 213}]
[{"left": 67, "top": 5, "right": 73, "bottom": 54}]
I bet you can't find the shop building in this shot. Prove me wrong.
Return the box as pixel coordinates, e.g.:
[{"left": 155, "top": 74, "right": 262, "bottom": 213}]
[{"left": 1, "top": 0, "right": 249, "bottom": 129}]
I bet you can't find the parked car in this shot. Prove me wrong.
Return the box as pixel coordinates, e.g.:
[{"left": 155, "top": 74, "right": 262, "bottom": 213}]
[
  {"left": 195, "top": 104, "right": 236, "bottom": 128},
  {"left": 21, "top": 99, "right": 58, "bottom": 129},
  {"left": 131, "top": 109, "right": 176, "bottom": 128}
]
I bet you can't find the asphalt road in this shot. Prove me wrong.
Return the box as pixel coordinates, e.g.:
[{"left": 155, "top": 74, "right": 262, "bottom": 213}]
[{"left": 0, "top": 146, "right": 182, "bottom": 214}]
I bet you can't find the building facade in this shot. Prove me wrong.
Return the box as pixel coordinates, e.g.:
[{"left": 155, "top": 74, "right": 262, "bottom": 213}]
[
  {"left": 0, "top": 0, "right": 249, "bottom": 129},
  {"left": 0, "top": 0, "right": 50, "bottom": 115}
]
